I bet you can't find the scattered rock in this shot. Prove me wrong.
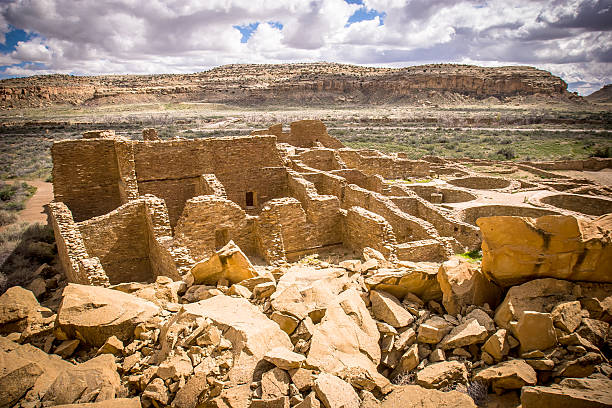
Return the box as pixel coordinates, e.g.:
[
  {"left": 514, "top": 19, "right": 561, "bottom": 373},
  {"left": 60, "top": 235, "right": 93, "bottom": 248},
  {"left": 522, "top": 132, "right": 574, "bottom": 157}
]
[
  {"left": 439, "top": 318, "right": 488, "bottom": 349},
  {"left": 189, "top": 240, "right": 258, "bottom": 285},
  {"left": 551, "top": 301, "right": 583, "bottom": 333},
  {"left": 474, "top": 359, "right": 537, "bottom": 394},
  {"left": 416, "top": 361, "right": 468, "bottom": 389},
  {"left": 511, "top": 311, "right": 557, "bottom": 353},
  {"left": 437, "top": 257, "right": 501, "bottom": 315},
  {"left": 521, "top": 378, "right": 612, "bottom": 408},
  {"left": 264, "top": 347, "right": 306, "bottom": 370},
  {"left": 56, "top": 283, "right": 160, "bottom": 347},
  {"left": 313, "top": 373, "right": 360, "bottom": 408},
  {"left": 43, "top": 354, "right": 121, "bottom": 405},
  {"left": 370, "top": 290, "right": 414, "bottom": 328},
  {"left": 381, "top": 385, "right": 477, "bottom": 407}
]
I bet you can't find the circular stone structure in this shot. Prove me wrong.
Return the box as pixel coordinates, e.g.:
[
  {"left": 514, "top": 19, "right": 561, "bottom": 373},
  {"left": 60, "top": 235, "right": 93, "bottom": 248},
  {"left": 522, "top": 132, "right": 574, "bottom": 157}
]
[
  {"left": 447, "top": 176, "right": 511, "bottom": 190},
  {"left": 539, "top": 194, "right": 612, "bottom": 217},
  {"left": 461, "top": 205, "right": 561, "bottom": 225}
]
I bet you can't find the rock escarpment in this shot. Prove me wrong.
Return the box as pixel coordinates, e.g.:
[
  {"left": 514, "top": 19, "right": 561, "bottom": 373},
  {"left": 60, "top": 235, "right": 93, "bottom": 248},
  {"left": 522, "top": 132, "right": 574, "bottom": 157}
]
[{"left": 0, "top": 63, "right": 573, "bottom": 109}]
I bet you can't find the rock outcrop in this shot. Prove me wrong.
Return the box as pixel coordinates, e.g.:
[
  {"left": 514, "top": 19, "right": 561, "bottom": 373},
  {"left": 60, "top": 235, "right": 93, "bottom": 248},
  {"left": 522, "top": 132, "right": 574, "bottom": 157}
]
[{"left": 0, "top": 63, "right": 572, "bottom": 109}]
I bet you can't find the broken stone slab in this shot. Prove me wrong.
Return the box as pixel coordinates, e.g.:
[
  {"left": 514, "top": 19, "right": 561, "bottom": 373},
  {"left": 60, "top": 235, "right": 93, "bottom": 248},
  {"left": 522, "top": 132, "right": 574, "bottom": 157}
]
[
  {"left": 0, "top": 337, "right": 73, "bottom": 404},
  {"left": 477, "top": 215, "right": 612, "bottom": 287},
  {"left": 294, "top": 392, "right": 320, "bottom": 408},
  {"left": 0, "top": 349, "right": 44, "bottom": 408},
  {"left": 439, "top": 318, "right": 488, "bottom": 349},
  {"left": 554, "top": 352, "right": 602, "bottom": 378},
  {"left": 42, "top": 354, "right": 121, "bottom": 405},
  {"left": 261, "top": 367, "right": 291, "bottom": 399},
  {"left": 171, "top": 372, "right": 208, "bottom": 408},
  {"left": 494, "top": 278, "right": 578, "bottom": 329},
  {"left": 551, "top": 300, "right": 583, "bottom": 333},
  {"left": 110, "top": 275, "right": 184, "bottom": 307},
  {"left": 54, "top": 339, "right": 80, "bottom": 359},
  {"left": 96, "top": 336, "right": 124, "bottom": 356},
  {"left": 182, "top": 285, "right": 223, "bottom": 302},
  {"left": 474, "top": 359, "right": 537, "bottom": 394},
  {"left": 143, "top": 377, "right": 169, "bottom": 405},
  {"left": 306, "top": 289, "right": 389, "bottom": 392},
  {"left": 510, "top": 311, "right": 557, "bottom": 353},
  {"left": 392, "top": 343, "right": 419, "bottom": 377},
  {"left": 163, "top": 294, "right": 292, "bottom": 388},
  {"left": 380, "top": 385, "right": 477, "bottom": 407},
  {"left": 370, "top": 290, "right": 414, "bottom": 328},
  {"left": 271, "top": 266, "right": 349, "bottom": 321},
  {"left": 189, "top": 240, "right": 258, "bottom": 286},
  {"left": 521, "top": 378, "right": 612, "bottom": 408},
  {"left": 313, "top": 373, "right": 360, "bottom": 408},
  {"left": 364, "top": 265, "right": 442, "bottom": 302},
  {"left": 55, "top": 283, "right": 160, "bottom": 347},
  {"left": 415, "top": 361, "right": 468, "bottom": 389},
  {"left": 463, "top": 308, "right": 495, "bottom": 332},
  {"left": 417, "top": 316, "right": 452, "bottom": 344},
  {"left": 482, "top": 329, "right": 509, "bottom": 362},
  {"left": 0, "top": 285, "right": 52, "bottom": 335},
  {"left": 52, "top": 398, "right": 142, "bottom": 408},
  {"left": 437, "top": 256, "right": 502, "bottom": 315},
  {"left": 264, "top": 347, "right": 306, "bottom": 370}
]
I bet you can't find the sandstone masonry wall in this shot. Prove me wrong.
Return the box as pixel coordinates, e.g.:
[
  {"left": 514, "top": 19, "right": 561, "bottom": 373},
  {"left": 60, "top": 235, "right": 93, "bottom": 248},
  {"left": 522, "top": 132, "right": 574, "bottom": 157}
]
[{"left": 52, "top": 139, "right": 122, "bottom": 221}]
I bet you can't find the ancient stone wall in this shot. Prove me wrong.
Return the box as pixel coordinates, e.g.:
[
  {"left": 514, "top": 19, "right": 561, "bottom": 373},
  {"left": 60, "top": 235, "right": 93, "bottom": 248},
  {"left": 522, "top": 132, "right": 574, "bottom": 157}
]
[
  {"left": 77, "top": 200, "right": 153, "bottom": 284},
  {"left": 337, "top": 149, "right": 430, "bottom": 179},
  {"left": 133, "top": 136, "right": 287, "bottom": 225},
  {"left": 343, "top": 185, "right": 435, "bottom": 243},
  {"left": 51, "top": 196, "right": 183, "bottom": 285},
  {"left": 294, "top": 148, "right": 343, "bottom": 171},
  {"left": 48, "top": 202, "right": 109, "bottom": 286},
  {"left": 52, "top": 139, "right": 122, "bottom": 222},
  {"left": 343, "top": 206, "right": 396, "bottom": 258},
  {"left": 174, "top": 196, "right": 255, "bottom": 262}
]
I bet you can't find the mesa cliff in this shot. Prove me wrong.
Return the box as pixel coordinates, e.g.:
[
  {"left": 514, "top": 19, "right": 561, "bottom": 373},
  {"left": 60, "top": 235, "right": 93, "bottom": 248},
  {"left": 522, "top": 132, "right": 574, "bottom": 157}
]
[{"left": 0, "top": 63, "right": 573, "bottom": 109}]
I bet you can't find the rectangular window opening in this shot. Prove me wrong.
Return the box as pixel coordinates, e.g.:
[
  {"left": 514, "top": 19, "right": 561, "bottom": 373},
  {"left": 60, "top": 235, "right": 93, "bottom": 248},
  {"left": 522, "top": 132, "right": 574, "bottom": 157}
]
[{"left": 246, "top": 191, "right": 255, "bottom": 207}]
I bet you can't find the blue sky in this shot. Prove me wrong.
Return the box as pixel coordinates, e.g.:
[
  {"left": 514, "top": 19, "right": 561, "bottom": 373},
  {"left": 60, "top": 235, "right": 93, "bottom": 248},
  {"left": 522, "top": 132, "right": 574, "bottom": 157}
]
[{"left": 0, "top": 0, "right": 610, "bottom": 95}]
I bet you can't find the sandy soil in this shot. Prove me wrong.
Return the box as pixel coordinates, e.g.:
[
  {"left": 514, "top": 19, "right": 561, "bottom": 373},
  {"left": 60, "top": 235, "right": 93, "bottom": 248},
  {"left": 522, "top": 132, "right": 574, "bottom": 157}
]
[{"left": 18, "top": 179, "right": 53, "bottom": 224}]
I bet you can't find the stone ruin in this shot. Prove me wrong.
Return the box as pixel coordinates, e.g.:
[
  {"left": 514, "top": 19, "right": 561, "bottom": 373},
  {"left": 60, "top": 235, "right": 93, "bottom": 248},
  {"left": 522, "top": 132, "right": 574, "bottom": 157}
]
[{"left": 1, "top": 119, "right": 611, "bottom": 408}]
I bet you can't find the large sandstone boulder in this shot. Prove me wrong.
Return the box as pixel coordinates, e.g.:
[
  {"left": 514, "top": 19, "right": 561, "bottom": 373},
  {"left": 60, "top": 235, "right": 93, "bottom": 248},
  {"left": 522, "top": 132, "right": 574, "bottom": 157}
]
[
  {"left": 0, "top": 286, "right": 53, "bottom": 339},
  {"left": 271, "top": 266, "right": 350, "bottom": 321},
  {"left": 56, "top": 283, "right": 161, "bottom": 347},
  {"left": 189, "top": 240, "right": 258, "bottom": 285},
  {"left": 0, "top": 350, "right": 44, "bottom": 408},
  {"left": 380, "top": 385, "right": 476, "bottom": 407},
  {"left": 314, "top": 373, "right": 360, "bottom": 408},
  {"left": 478, "top": 215, "right": 612, "bottom": 287},
  {"left": 521, "top": 378, "right": 612, "bottom": 408},
  {"left": 0, "top": 337, "right": 73, "bottom": 405},
  {"left": 42, "top": 354, "right": 121, "bottom": 405},
  {"left": 494, "top": 278, "right": 577, "bottom": 329},
  {"left": 437, "top": 257, "right": 502, "bottom": 315},
  {"left": 164, "top": 295, "right": 292, "bottom": 387},
  {"left": 52, "top": 399, "right": 142, "bottom": 408},
  {"left": 364, "top": 264, "right": 442, "bottom": 302},
  {"left": 474, "top": 359, "right": 537, "bottom": 394},
  {"left": 306, "top": 289, "right": 390, "bottom": 392}
]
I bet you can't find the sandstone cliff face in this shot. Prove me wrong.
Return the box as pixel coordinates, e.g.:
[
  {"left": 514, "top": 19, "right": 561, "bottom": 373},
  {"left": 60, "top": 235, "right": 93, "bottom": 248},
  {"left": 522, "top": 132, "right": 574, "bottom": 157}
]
[{"left": 0, "top": 63, "right": 572, "bottom": 109}]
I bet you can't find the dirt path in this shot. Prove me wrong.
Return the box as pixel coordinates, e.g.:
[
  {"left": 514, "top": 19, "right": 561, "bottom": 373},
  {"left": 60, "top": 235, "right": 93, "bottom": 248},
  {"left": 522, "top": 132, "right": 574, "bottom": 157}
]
[{"left": 18, "top": 179, "right": 53, "bottom": 224}]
